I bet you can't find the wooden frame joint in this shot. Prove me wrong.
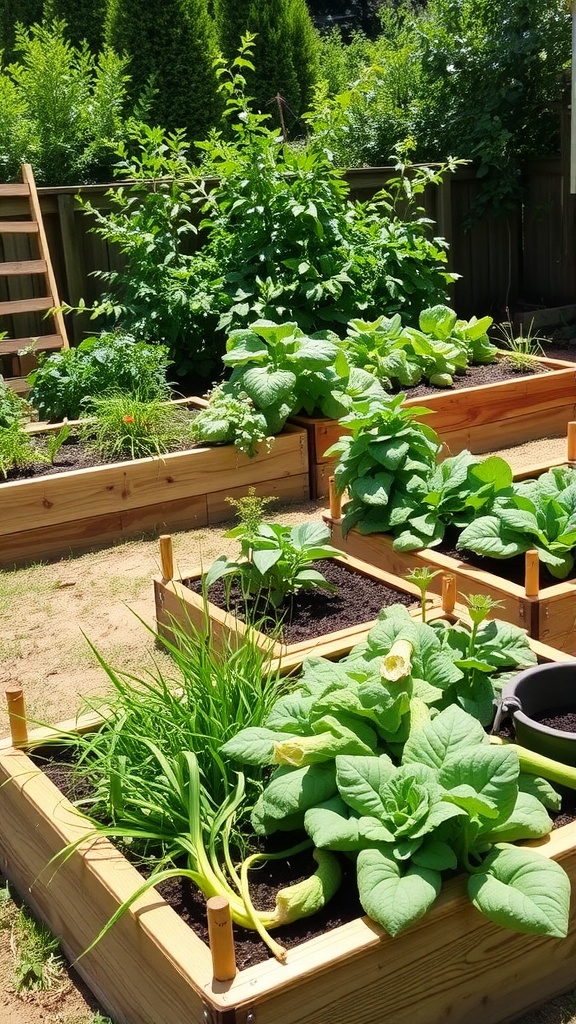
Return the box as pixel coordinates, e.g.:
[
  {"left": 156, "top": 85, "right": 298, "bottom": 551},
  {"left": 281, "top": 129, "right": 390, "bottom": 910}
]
[{"left": 202, "top": 1003, "right": 255, "bottom": 1024}]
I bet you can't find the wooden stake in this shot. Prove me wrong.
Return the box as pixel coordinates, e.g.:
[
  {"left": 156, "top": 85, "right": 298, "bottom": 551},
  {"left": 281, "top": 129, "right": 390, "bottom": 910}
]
[
  {"left": 441, "top": 573, "right": 456, "bottom": 614},
  {"left": 206, "top": 896, "right": 236, "bottom": 982},
  {"left": 5, "top": 685, "right": 28, "bottom": 746},
  {"left": 568, "top": 421, "right": 576, "bottom": 463},
  {"left": 525, "top": 549, "right": 540, "bottom": 598},
  {"left": 328, "top": 476, "right": 341, "bottom": 520},
  {"left": 159, "top": 534, "right": 174, "bottom": 581}
]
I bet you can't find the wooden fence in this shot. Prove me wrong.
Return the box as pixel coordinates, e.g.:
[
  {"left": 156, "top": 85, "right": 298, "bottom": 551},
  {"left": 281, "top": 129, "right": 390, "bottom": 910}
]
[{"left": 1, "top": 160, "right": 575, "bottom": 354}]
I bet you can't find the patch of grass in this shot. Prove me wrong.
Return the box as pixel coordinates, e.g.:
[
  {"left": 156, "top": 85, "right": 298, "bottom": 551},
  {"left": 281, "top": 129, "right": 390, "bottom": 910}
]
[
  {"left": 0, "top": 562, "right": 60, "bottom": 603},
  {"left": 12, "top": 905, "right": 64, "bottom": 992}
]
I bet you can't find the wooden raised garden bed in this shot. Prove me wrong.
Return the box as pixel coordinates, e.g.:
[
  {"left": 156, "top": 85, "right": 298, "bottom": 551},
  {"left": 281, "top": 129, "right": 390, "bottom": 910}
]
[
  {"left": 0, "top": 416, "right": 309, "bottom": 568},
  {"left": 325, "top": 517, "right": 576, "bottom": 656},
  {"left": 1, "top": 628, "right": 576, "bottom": 1024},
  {"left": 292, "top": 354, "right": 576, "bottom": 498},
  {"left": 153, "top": 541, "right": 439, "bottom": 661}
]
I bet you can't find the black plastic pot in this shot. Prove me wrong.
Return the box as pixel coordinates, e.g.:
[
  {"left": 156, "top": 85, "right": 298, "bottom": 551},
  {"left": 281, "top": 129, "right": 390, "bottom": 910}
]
[{"left": 500, "top": 662, "right": 576, "bottom": 766}]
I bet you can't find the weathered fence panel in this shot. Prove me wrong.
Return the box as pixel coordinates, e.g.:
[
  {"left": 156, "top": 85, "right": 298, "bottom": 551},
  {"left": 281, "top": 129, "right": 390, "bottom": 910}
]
[{"left": 1, "top": 162, "right": 574, "bottom": 357}]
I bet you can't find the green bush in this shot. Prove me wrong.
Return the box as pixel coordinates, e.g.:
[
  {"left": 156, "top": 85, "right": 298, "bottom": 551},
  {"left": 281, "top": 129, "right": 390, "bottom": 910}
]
[
  {"left": 105, "top": 0, "right": 222, "bottom": 140},
  {"left": 27, "top": 332, "right": 172, "bottom": 420},
  {"left": 314, "top": 0, "right": 571, "bottom": 216},
  {"left": 77, "top": 40, "right": 457, "bottom": 382},
  {"left": 0, "top": 20, "right": 147, "bottom": 184}
]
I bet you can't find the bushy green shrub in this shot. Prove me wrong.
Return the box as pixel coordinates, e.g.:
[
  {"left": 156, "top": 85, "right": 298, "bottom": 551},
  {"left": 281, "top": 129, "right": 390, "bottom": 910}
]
[
  {"left": 0, "top": 20, "right": 146, "bottom": 184},
  {"left": 105, "top": 0, "right": 221, "bottom": 140},
  {"left": 315, "top": 0, "right": 571, "bottom": 216},
  {"left": 27, "top": 332, "right": 172, "bottom": 420},
  {"left": 76, "top": 39, "right": 457, "bottom": 383}
]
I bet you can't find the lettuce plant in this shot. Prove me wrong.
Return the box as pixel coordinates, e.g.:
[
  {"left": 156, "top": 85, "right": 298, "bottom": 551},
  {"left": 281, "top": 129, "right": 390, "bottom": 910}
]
[
  {"left": 343, "top": 305, "right": 496, "bottom": 391},
  {"left": 457, "top": 466, "right": 576, "bottom": 579},
  {"left": 223, "top": 607, "right": 569, "bottom": 941}
]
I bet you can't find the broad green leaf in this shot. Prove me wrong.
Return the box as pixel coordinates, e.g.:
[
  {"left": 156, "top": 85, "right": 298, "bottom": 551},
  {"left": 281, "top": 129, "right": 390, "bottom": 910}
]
[
  {"left": 457, "top": 516, "right": 529, "bottom": 558},
  {"left": 335, "top": 754, "right": 396, "bottom": 817},
  {"left": 304, "top": 796, "right": 363, "bottom": 850},
  {"left": 290, "top": 521, "right": 332, "bottom": 549},
  {"left": 260, "top": 763, "right": 338, "bottom": 822},
  {"left": 357, "top": 847, "right": 442, "bottom": 936},
  {"left": 252, "top": 547, "right": 282, "bottom": 575},
  {"left": 479, "top": 791, "right": 553, "bottom": 842},
  {"left": 439, "top": 746, "right": 519, "bottom": 820},
  {"left": 411, "top": 838, "right": 458, "bottom": 871},
  {"left": 468, "top": 845, "right": 570, "bottom": 937},
  {"left": 241, "top": 366, "right": 297, "bottom": 406},
  {"left": 350, "top": 473, "right": 393, "bottom": 506},
  {"left": 402, "top": 704, "right": 487, "bottom": 770},
  {"left": 221, "top": 726, "right": 293, "bottom": 765}
]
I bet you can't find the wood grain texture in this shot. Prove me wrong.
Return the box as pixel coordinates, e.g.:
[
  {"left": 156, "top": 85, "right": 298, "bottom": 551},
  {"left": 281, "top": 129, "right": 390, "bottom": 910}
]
[
  {"left": 1, "top": 688, "right": 576, "bottom": 1024},
  {"left": 2, "top": 427, "right": 307, "bottom": 535},
  {"left": 291, "top": 358, "right": 576, "bottom": 498}
]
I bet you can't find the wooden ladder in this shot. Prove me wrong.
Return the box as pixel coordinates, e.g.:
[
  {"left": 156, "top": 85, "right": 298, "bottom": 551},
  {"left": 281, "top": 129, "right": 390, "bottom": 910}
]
[{"left": 0, "top": 163, "right": 69, "bottom": 394}]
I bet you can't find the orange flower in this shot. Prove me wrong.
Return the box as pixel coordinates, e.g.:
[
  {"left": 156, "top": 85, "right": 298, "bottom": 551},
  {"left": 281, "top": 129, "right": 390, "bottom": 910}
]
[{"left": 123, "top": 415, "right": 135, "bottom": 424}]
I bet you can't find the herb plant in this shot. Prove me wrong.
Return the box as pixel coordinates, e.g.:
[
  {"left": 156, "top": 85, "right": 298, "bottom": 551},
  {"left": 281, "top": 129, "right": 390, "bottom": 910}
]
[
  {"left": 0, "top": 423, "right": 48, "bottom": 479},
  {"left": 0, "top": 376, "right": 27, "bottom": 428},
  {"left": 53, "top": 620, "right": 341, "bottom": 961},
  {"left": 27, "top": 332, "right": 172, "bottom": 421},
  {"left": 83, "top": 394, "right": 192, "bottom": 461}
]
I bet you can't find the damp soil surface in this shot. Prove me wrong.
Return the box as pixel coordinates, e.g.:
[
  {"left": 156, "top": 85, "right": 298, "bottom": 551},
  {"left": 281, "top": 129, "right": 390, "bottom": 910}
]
[
  {"left": 438, "top": 528, "right": 575, "bottom": 590},
  {"left": 2, "top": 429, "right": 198, "bottom": 483},
  {"left": 185, "top": 558, "right": 418, "bottom": 644}
]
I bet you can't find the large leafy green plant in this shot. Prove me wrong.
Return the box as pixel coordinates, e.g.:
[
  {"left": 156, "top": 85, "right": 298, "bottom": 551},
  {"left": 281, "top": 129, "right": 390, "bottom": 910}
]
[
  {"left": 223, "top": 606, "right": 569, "bottom": 940},
  {"left": 191, "top": 320, "right": 387, "bottom": 454},
  {"left": 325, "top": 394, "right": 442, "bottom": 536},
  {"left": 79, "top": 37, "right": 457, "bottom": 381},
  {"left": 327, "top": 397, "right": 514, "bottom": 548},
  {"left": 344, "top": 305, "right": 496, "bottom": 390},
  {"left": 458, "top": 466, "right": 576, "bottom": 580}
]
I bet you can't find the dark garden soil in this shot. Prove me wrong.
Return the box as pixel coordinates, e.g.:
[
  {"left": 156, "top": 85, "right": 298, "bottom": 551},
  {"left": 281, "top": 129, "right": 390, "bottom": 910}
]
[
  {"left": 2, "top": 430, "right": 198, "bottom": 483},
  {"left": 394, "top": 355, "right": 543, "bottom": 399},
  {"left": 537, "top": 712, "right": 576, "bottom": 732},
  {"left": 439, "top": 528, "right": 573, "bottom": 590},
  {"left": 185, "top": 558, "right": 418, "bottom": 644}
]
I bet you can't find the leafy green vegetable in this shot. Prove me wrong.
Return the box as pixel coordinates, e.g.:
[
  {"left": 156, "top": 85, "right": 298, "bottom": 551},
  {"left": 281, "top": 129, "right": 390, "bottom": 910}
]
[{"left": 458, "top": 466, "right": 576, "bottom": 579}]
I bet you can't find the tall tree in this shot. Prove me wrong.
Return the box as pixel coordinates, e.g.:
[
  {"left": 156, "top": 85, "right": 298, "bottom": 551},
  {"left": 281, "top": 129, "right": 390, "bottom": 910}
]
[
  {"left": 106, "top": 0, "right": 222, "bottom": 139},
  {"left": 43, "top": 0, "right": 107, "bottom": 52},
  {"left": 0, "top": 0, "right": 42, "bottom": 63},
  {"left": 214, "top": 0, "right": 319, "bottom": 131}
]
